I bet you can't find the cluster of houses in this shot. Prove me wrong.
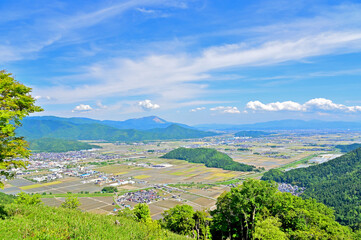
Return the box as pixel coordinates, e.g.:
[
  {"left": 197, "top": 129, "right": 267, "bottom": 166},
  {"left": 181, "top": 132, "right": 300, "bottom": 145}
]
[
  {"left": 117, "top": 189, "right": 161, "bottom": 204},
  {"left": 278, "top": 183, "right": 305, "bottom": 196},
  {"left": 124, "top": 162, "right": 173, "bottom": 169}
]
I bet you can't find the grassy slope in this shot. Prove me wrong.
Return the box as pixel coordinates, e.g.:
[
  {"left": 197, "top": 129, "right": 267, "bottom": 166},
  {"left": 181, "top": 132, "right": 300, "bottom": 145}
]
[{"left": 0, "top": 204, "right": 187, "bottom": 240}]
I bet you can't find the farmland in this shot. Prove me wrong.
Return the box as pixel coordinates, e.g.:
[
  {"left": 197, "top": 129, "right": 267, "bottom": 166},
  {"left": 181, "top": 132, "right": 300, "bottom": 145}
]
[{"left": 2, "top": 130, "right": 361, "bottom": 218}]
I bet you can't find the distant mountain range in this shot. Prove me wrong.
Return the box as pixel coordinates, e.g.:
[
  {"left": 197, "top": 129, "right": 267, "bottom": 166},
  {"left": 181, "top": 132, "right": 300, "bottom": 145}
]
[
  {"left": 27, "top": 116, "right": 188, "bottom": 130},
  {"left": 195, "top": 119, "right": 361, "bottom": 131},
  {"left": 18, "top": 116, "right": 216, "bottom": 141}
]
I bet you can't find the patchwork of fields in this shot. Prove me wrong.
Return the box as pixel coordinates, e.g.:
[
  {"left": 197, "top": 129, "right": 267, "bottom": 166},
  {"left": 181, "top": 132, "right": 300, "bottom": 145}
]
[{"left": 2, "top": 131, "right": 359, "bottom": 218}]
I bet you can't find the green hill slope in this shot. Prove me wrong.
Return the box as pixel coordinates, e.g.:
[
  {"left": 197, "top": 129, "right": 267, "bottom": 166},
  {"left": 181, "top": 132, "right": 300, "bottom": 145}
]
[
  {"left": 161, "top": 147, "right": 257, "bottom": 172},
  {"left": 335, "top": 143, "right": 361, "bottom": 153},
  {"left": 28, "top": 138, "right": 102, "bottom": 152},
  {"left": 0, "top": 203, "right": 187, "bottom": 240},
  {"left": 261, "top": 147, "right": 361, "bottom": 227},
  {"left": 18, "top": 118, "right": 217, "bottom": 142}
]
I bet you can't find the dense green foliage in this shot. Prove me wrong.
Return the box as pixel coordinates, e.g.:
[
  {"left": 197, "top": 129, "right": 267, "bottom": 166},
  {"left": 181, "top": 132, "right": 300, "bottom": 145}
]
[
  {"left": 18, "top": 119, "right": 217, "bottom": 141},
  {"left": 0, "top": 192, "right": 15, "bottom": 205},
  {"left": 335, "top": 143, "right": 361, "bottom": 152},
  {"left": 101, "top": 186, "right": 118, "bottom": 193},
  {"left": 161, "top": 205, "right": 211, "bottom": 239},
  {"left": 234, "top": 130, "right": 274, "bottom": 138},
  {"left": 262, "top": 147, "right": 361, "bottom": 227},
  {"left": 28, "top": 138, "right": 101, "bottom": 152},
  {"left": 0, "top": 203, "right": 187, "bottom": 240},
  {"left": 61, "top": 195, "right": 81, "bottom": 209},
  {"left": 211, "top": 179, "right": 354, "bottom": 240},
  {"left": 161, "top": 147, "right": 257, "bottom": 172},
  {"left": 0, "top": 71, "right": 43, "bottom": 188},
  {"left": 133, "top": 203, "right": 152, "bottom": 223},
  {"left": 14, "top": 192, "right": 41, "bottom": 205}
]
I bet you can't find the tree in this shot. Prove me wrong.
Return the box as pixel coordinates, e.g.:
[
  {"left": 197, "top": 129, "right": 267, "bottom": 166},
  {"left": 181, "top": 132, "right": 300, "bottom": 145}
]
[
  {"left": 210, "top": 179, "right": 354, "bottom": 240},
  {"left": 254, "top": 217, "right": 288, "bottom": 240},
  {"left": 0, "top": 71, "right": 42, "bottom": 188},
  {"left": 211, "top": 179, "right": 277, "bottom": 240},
  {"left": 61, "top": 195, "right": 81, "bottom": 209},
  {"left": 133, "top": 203, "right": 151, "bottom": 223},
  {"left": 101, "top": 186, "right": 118, "bottom": 193},
  {"left": 193, "top": 210, "right": 211, "bottom": 240},
  {"left": 162, "top": 204, "right": 195, "bottom": 236},
  {"left": 14, "top": 192, "right": 41, "bottom": 205}
]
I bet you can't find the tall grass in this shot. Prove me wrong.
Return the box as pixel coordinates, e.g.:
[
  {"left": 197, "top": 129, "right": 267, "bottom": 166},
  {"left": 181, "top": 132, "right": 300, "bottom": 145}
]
[{"left": 0, "top": 204, "right": 188, "bottom": 239}]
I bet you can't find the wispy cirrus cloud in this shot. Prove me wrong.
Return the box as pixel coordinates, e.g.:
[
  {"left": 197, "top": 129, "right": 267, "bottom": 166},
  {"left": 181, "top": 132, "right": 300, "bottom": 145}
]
[
  {"left": 34, "top": 30, "right": 361, "bottom": 107},
  {"left": 0, "top": 0, "right": 187, "bottom": 63},
  {"left": 7, "top": 1, "right": 361, "bottom": 120}
]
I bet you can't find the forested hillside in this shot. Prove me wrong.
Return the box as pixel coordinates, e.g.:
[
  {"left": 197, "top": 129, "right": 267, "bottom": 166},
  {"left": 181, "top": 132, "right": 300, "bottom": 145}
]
[
  {"left": 18, "top": 118, "right": 217, "bottom": 142},
  {"left": 262, "top": 147, "right": 361, "bottom": 227},
  {"left": 28, "top": 138, "right": 101, "bottom": 152},
  {"left": 335, "top": 143, "right": 361, "bottom": 152},
  {"left": 161, "top": 147, "right": 257, "bottom": 172}
]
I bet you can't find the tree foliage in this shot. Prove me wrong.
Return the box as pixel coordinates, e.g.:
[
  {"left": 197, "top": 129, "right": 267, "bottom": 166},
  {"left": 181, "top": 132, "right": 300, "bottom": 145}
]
[
  {"left": 161, "top": 147, "right": 257, "bottom": 172},
  {"left": 161, "top": 205, "right": 211, "bottom": 239},
  {"left": 210, "top": 179, "right": 353, "bottom": 240},
  {"left": 211, "top": 179, "right": 277, "bottom": 240},
  {"left": 101, "top": 186, "right": 118, "bottom": 193},
  {"left": 261, "top": 147, "right": 361, "bottom": 227},
  {"left": 0, "top": 71, "right": 42, "bottom": 188},
  {"left": 14, "top": 192, "right": 41, "bottom": 205},
  {"left": 61, "top": 195, "right": 80, "bottom": 209},
  {"left": 161, "top": 205, "right": 196, "bottom": 236},
  {"left": 133, "top": 203, "right": 152, "bottom": 223}
]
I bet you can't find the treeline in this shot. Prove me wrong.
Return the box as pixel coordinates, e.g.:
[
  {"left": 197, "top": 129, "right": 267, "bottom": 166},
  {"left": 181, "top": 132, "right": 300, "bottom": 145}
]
[
  {"left": 28, "top": 138, "right": 101, "bottom": 152},
  {"left": 262, "top": 147, "right": 361, "bottom": 227},
  {"left": 335, "top": 143, "right": 361, "bottom": 153},
  {"left": 235, "top": 130, "right": 274, "bottom": 138},
  {"left": 161, "top": 147, "right": 257, "bottom": 172}
]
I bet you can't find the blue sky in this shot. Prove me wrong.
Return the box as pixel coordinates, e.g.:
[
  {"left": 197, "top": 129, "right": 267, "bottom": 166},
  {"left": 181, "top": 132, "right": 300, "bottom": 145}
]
[{"left": 2, "top": 0, "right": 361, "bottom": 124}]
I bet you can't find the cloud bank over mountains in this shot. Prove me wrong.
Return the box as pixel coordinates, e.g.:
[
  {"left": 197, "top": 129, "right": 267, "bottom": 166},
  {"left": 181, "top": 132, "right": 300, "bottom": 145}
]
[{"left": 246, "top": 98, "right": 361, "bottom": 113}]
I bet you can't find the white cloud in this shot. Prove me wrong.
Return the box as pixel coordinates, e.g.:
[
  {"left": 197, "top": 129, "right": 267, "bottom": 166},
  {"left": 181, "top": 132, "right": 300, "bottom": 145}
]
[
  {"left": 210, "top": 106, "right": 240, "bottom": 114},
  {"left": 246, "top": 98, "right": 361, "bottom": 113},
  {"left": 138, "top": 99, "right": 160, "bottom": 110},
  {"left": 190, "top": 107, "right": 206, "bottom": 112},
  {"left": 96, "top": 101, "right": 107, "bottom": 109},
  {"left": 246, "top": 100, "right": 303, "bottom": 111},
  {"left": 34, "top": 30, "right": 361, "bottom": 106},
  {"left": 34, "top": 95, "right": 52, "bottom": 101},
  {"left": 28, "top": 3, "right": 361, "bottom": 113},
  {"left": 72, "top": 104, "right": 93, "bottom": 112}
]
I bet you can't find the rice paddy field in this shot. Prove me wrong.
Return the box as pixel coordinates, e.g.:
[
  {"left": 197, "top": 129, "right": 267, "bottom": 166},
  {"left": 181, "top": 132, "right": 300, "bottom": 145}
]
[{"left": 2, "top": 131, "right": 361, "bottom": 218}]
